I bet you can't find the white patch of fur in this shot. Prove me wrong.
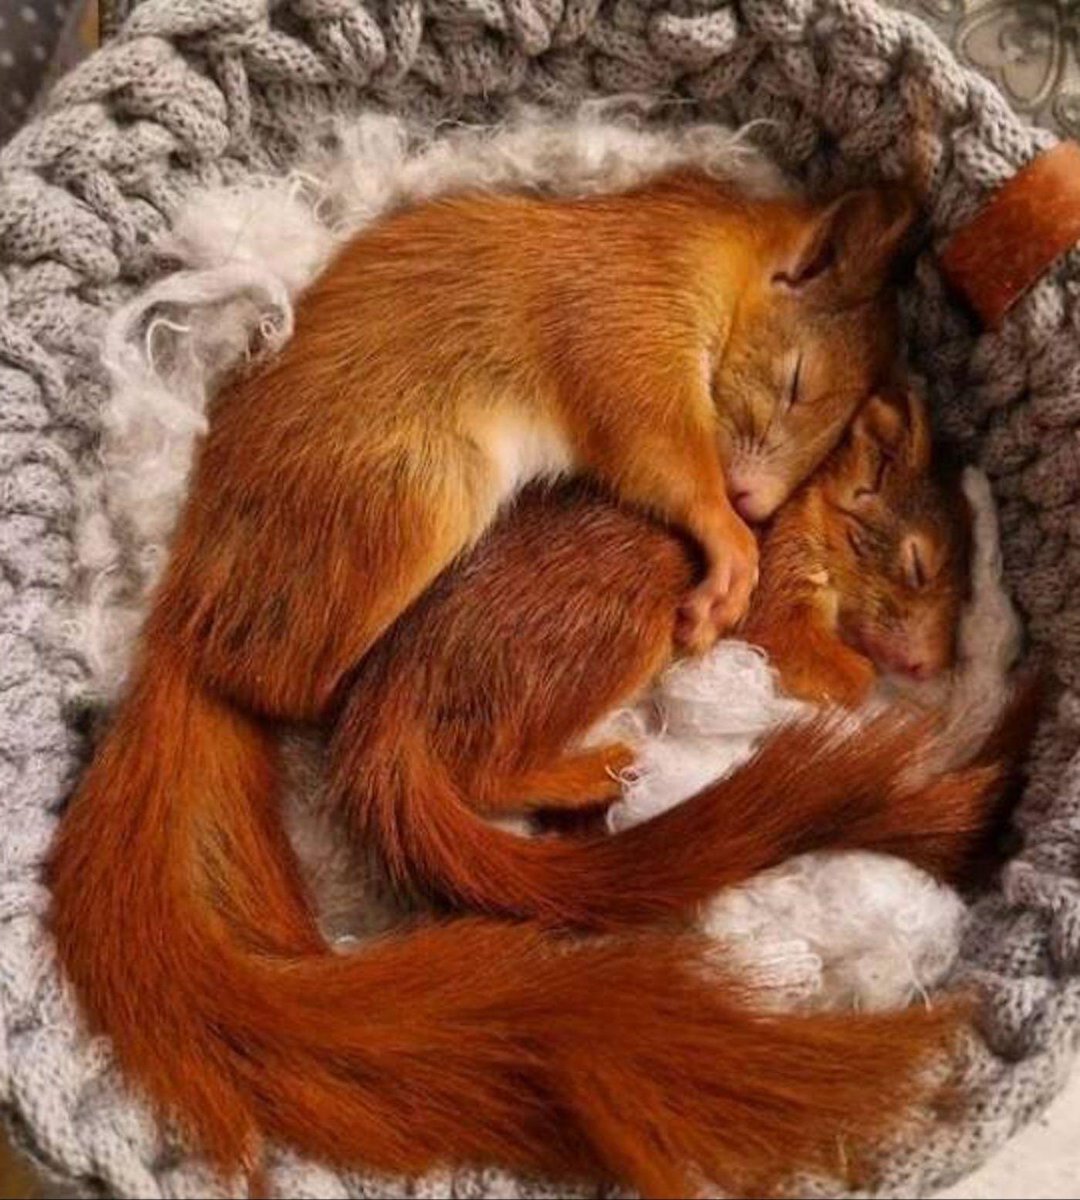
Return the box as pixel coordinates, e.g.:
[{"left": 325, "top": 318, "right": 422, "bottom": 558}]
[
  {"left": 71, "top": 104, "right": 1019, "bottom": 1019},
  {"left": 482, "top": 411, "right": 574, "bottom": 503}
]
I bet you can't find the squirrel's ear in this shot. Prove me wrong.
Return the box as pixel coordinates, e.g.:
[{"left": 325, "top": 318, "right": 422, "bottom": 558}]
[
  {"left": 903, "top": 388, "right": 933, "bottom": 472},
  {"left": 850, "top": 386, "right": 931, "bottom": 471},
  {"left": 772, "top": 186, "right": 918, "bottom": 303},
  {"left": 820, "top": 386, "right": 922, "bottom": 510},
  {"left": 842, "top": 393, "right": 905, "bottom": 501}
]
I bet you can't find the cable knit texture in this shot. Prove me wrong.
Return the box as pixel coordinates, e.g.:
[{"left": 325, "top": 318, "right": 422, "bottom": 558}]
[{"left": 0, "top": 1, "right": 1078, "bottom": 1196}]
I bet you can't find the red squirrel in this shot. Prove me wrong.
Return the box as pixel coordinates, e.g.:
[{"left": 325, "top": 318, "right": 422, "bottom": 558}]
[
  {"left": 140, "top": 170, "right": 913, "bottom": 742},
  {"left": 49, "top": 380, "right": 1030, "bottom": 1197},
  {"left": 743, "top": 384, "right": 972, "bottom": 709},
  {"left": 335, "top": 385, "right": 995, "bottom": 914}
]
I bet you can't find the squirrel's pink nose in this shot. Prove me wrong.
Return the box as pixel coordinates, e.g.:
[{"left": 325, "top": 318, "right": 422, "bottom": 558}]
[
  {"left": 732, "top": 490, "right": 754, "bottom": 519},
  {"left": 732, "top": 488, "right": 774, "bottom": 523}
]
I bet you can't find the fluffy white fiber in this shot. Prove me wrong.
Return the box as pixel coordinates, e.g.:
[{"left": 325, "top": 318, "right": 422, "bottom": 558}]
[
  {"left": 73, "top": 106, "right": 1020, "bottom": 1018},
  {"left": 600, "top": 642, "right": 812, "bottom": 830}
]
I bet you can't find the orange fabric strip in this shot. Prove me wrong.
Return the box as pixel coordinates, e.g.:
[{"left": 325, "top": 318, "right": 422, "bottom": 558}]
[{"left": 939, "top": 141, "right": 1080, "bottom": 329}]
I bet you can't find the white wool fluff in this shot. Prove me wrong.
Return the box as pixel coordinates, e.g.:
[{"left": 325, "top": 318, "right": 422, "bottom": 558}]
[
  {"left": 880, "top": 466, "right": 1024, "bottom": 775},
  {"left": 72, "top": 106, "right": 1019, "bottom": 1019},
  {"left": 601, "top": 643, "right": 810, "bottom": 830},
  {"left": 703, "top": 851, "right": 966, "bottom": 1012},
  {"left": 278, "top": 729, "right": 406, "bottom": 944},
  {"left": 604, "top": 466, "right": 1020, "bottom": 1011}
]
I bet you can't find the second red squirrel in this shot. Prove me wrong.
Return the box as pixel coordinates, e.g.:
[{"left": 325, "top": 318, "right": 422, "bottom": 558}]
[{"left": 744, "top": 384, "right": 972, "bottom": 708}]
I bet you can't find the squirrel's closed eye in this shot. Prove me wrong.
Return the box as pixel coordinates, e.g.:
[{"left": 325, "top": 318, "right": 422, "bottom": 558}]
[
  {"left": 787, "top": 355, "right": 803, "bottom": 410},
  {"left": 854, "top": 449, "right": 890, "bottom": 501},
  {"left": 846, "top": 526, "right": 867, "bottom": 556},
  {"left": 902, "top": 536, "right": 928, "bottom": 589}
]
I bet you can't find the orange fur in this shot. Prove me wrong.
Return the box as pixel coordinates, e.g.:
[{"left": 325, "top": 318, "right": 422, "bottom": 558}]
[
  {"left": 332, "top": 436, "right": 1000, "bottom": 930},
  {"left": 49, "top": 510, "right": 1020, "bottom": 1196},
  {"left": 49, "top": 459, "right": 1016, "bottom": 1193},
  {"left": 51, "top": 630, "right": 987, "bottom": 1196},
  {"left": 50, "top": 387, "right": 1019, "bottom": 1194},
  {"left": 148, "top": 170, "right": 912, "bottom": 730},
  {"left": 49, "top": 178, "right": 989, "bottom": 1194}
]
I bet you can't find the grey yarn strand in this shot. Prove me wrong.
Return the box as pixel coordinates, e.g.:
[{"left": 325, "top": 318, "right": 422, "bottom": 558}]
[{"left": 2, "top": 1, "right": 1080, "bottom": 1196}]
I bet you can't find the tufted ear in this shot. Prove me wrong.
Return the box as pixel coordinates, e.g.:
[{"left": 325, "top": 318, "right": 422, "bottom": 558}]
[
  {"left": 825, "top": 384, "right": 926, "bottom": 506},
  {"left": 834, "top": 386, "right": 931, "bottom": 503},
  {"left": 902, "top": 387, "right": 933, "bottom": 471},
  {"left": 773, "top": 185, "right": 918, "bottom": 303},
  {"left": 851, "top": 386, "right": 931, "bottom": 471}
]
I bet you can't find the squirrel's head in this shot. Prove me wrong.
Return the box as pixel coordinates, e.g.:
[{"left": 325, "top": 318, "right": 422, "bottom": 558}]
[
  {"left": 712, "top": 185, "right": 917, "bottom": 524},
  {"left": 810, "top": 385, "right": 971, "bottom": 681}
]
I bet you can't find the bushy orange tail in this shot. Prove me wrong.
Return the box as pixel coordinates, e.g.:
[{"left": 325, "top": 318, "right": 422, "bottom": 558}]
[
  {"left": 51, "top": 652, "right": 973, "bottom": 1197},
  {"left": 335, "top": 695, "right": 1016, "bottom": 930},
  {"left": 849, "top": 670, "right": 1045, "bottom": 886}
]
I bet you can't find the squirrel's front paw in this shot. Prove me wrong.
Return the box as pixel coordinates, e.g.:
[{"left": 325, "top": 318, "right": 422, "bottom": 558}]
[
  {"left": 676, "top": 523, "right": 759, "bottom": 653},
  {"left": 781, "top": 651, "right": 876, "bottom": 709}
]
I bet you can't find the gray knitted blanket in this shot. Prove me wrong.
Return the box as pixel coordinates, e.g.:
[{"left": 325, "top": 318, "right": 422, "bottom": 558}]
[{"left": 1, "top": 1, "right": 1079, "bottom": 1197}]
